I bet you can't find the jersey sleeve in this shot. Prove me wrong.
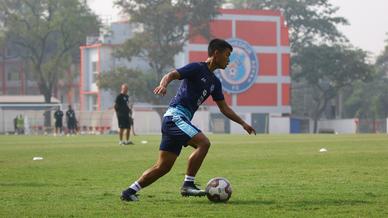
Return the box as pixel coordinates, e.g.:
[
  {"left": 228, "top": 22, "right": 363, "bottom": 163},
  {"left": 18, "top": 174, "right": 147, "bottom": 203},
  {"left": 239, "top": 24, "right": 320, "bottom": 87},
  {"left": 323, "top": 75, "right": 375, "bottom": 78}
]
[
  {"left": 176, "top": 63, "right": 200, "bottom": 80},
  {"left": 211, "top": 78, "right": 225, "bottom": 101}
]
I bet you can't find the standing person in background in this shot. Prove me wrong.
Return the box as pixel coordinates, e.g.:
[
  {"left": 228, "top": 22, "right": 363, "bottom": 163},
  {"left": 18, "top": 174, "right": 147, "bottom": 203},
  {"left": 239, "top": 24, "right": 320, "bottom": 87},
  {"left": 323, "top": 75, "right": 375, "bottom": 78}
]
[
  {"left": 66, "top": 105, "right": 77, "bottom": 135},
  {"left": 114, "top": 84, "right": 133, "bottom": 145},
  {"left": 54, "top": 107, "right": 64, "bottom": 136}
]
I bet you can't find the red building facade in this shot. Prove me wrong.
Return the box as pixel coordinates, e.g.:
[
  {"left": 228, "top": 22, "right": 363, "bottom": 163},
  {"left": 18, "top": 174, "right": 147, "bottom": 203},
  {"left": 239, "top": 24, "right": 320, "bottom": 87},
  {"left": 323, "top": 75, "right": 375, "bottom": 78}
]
[
  {"left": 185, "top": 9, "right": 291, "bottom": 132},
  {"left": 188, "top": 9, "right": 290, "bottom": 109}
]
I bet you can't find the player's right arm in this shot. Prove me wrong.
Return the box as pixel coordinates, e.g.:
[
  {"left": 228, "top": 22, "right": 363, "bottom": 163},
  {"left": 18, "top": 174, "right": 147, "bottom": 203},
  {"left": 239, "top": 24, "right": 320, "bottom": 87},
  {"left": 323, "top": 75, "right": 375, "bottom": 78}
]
[
  {"left": 153, "top": 70, "right": 180, "bottom": 96},
  {"left": 216, "top": 100, "right": 256, "bottom": 135}
]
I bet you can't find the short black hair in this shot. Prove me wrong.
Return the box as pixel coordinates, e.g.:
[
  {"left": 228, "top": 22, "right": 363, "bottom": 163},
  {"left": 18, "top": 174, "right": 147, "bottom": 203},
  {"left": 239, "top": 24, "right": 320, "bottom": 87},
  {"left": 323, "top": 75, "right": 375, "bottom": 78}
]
[{"left": 208, "top": 38, "right": 233, "bottom": 57}]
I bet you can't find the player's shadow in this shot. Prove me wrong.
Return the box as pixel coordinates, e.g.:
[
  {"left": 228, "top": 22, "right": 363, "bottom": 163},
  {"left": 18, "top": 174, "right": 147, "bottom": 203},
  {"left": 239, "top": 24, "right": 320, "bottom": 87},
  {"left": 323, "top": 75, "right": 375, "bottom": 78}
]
[
  {"left": 224, "top": 200, "right": 275, "bottom": 205},
  {"left": 183, "top": 198, "right": 371, "bottom": 206},
  {"left": 191, "top": 199, "right": 275, "bottom": 205}
]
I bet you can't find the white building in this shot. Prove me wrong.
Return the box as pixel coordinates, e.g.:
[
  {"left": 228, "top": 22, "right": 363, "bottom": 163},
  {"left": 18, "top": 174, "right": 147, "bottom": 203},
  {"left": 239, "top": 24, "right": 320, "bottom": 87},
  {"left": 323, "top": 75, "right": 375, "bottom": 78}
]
[{"left": 79, "top": 21, "right": 148, "bottom": 111}]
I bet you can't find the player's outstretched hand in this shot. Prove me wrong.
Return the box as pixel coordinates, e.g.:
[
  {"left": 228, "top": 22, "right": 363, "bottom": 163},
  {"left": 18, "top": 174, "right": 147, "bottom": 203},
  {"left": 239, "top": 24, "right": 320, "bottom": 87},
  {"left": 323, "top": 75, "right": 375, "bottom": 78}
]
[
  {"left": 154, "top": 85, "right": 167, "bottom": 96},
  {"left": 243, "top": 123, "right": 256, "bottom": 135}
]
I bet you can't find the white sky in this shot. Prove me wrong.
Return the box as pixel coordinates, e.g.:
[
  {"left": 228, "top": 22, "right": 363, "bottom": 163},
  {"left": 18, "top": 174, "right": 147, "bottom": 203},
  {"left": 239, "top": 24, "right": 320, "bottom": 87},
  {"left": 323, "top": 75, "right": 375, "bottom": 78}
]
[
  {"left": 87, "top": 0, "right": 388, "bottom": 59},
  {"left": 331, "top": 0, "right": 388, "bottom": 59}
]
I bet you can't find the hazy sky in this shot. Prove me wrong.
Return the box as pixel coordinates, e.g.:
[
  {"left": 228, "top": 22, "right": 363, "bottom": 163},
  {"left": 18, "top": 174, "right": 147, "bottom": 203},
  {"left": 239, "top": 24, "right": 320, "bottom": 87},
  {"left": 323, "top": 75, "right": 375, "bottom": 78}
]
[
  {"left": 88, "top": 0, "right": 388, "bottom": 59},
  {"left": 331, "top": 0, "right": 388, "bottom": 59}
]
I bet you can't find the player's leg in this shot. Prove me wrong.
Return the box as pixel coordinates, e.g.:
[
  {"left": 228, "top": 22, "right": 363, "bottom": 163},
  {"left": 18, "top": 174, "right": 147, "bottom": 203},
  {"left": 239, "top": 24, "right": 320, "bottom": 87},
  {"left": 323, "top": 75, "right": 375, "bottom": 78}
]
[
  {"left": 67, "top": 122, "right": 71, "bottom": 135},
  {"left": 57, "top": 124, "right": 60, "bottom": 135},
  {"left": 138, "top": 150, "right": 177, "bottom": 187},
  {"left": 125, "top": 127, "right": 129, "bottom": 141},
  {"left": 71, "top": 122, "right": 75, "bottom": 134},
  {"left": 160, "top": 114, "right": 208, "bottom": 197},
  {"left": 119, "top": 128, "right": 124, "bottom": 144},
  {"left": 180, "top": 133, "right": 210, "bottom": 197},
  {"left": 131, "top": 121, "right": 136, "bottom": 136},
  {"left": 125, "top": 128, "right": 133, "bottom": 144},
  {"left": 121, "top": 150, "right": 178, "bottom": 201},
  {"left": 163, "top": 114, "right": 208, "bottom": 197},
  {"left": 119, "top": 115, "right": 131, "bottom": 145},
  {"left": 68, "top": 121, "right": 73, "bottom": 134},
  {"left": 116, "top": 115, "right": 123, "bottom": 144},
  {"left": 186, "top": 133, "right": 210, "bottom": 176}
]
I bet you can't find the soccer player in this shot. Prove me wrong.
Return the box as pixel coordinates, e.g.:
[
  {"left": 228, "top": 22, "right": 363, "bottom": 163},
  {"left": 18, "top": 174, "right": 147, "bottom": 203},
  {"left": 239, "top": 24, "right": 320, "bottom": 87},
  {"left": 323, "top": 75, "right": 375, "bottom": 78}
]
[
  {"left": 53, "top": 107, "right": 64, "bottom": 136},
  {"left": 114, "top": 84, "right": 133, "bottom": 145},
  {"left": 121, "top": 38, "right": 256, "bottom": 202},
  {"left": 66, "top": 105, "right": 77, "bottom": 135}
]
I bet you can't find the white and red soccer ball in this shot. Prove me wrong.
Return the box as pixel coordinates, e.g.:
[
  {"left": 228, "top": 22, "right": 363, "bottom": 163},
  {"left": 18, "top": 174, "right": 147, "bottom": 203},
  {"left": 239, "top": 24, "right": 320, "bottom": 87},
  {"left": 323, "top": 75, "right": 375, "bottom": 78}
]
[{"left": 205, "top": 177, "right": 232, "bottom": 203}]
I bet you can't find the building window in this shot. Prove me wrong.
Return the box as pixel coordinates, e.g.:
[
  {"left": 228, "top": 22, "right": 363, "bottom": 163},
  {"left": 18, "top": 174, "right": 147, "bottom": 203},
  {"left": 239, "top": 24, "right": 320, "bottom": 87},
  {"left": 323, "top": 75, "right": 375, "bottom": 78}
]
[
  {"left": 92, "top": 61, "right": 98, "bottom": 72},
  {"left": 92, "top": 72, "right": 99, "bottom": 83},
  {"left": 91, "top": 61, "right": 99, "bottom": 84},
  {"left": 7, "top": 71, "right": 20, "bottom": 81},
  {"left": 90, "top": 95, "right": 98, "bottom": 111}
]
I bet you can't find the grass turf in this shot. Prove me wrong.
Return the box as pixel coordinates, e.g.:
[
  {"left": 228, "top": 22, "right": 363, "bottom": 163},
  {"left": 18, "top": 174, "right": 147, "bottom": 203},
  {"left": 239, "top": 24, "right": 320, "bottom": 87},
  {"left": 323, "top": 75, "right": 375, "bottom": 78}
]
[{"left": 1, "top": 134, "right": 388, "bottom": 217}]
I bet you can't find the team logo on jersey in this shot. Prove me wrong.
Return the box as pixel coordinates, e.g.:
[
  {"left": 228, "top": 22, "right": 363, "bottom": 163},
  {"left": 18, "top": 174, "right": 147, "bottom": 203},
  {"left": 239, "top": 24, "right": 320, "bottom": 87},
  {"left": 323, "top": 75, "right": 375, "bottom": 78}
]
[
  {"left": 210, "top": 85, "right": 215, "bottom": 93},
  {"left": 215, "top": 38, "right": 258, "bottom": 93}
]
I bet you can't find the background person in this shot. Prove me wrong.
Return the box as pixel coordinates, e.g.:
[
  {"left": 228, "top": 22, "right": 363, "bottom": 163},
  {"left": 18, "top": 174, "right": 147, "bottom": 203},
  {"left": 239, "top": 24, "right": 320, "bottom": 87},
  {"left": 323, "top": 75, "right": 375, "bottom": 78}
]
[
  {"left": 66, "top": 105, "right": 77, "bottom": 135},
  {"left": 114, "top": 84, "right": 133, "bottom": 145},
  {"left": 54, "top": 107, "right": 64, "bottom": 136}
]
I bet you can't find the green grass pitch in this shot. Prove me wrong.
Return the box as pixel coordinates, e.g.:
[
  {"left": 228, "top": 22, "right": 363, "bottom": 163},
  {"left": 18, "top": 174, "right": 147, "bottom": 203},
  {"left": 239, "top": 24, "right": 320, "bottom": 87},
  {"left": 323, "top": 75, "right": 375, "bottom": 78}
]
[{"left": 1, "top": 134, "right": 388, "bottom": 217}]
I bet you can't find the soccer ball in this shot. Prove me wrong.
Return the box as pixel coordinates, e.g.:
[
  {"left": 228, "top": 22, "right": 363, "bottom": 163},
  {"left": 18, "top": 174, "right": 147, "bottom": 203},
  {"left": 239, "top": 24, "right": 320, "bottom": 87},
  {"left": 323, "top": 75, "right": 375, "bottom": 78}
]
[{"left": 205, "top": 177, "right": 232, "bottom": 203}]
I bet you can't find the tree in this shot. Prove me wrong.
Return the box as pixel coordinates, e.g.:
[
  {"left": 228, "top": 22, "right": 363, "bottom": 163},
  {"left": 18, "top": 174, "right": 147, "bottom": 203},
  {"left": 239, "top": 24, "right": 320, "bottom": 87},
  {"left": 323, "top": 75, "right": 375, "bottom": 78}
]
[
  {"left": 342, "top": 39, "right": 388, "bottom": 121},
  {"left": 97, "top": 67, "right": 146, "bottom": 100},
  {"left": 0, "top": 0, "right": 100, "bottom": 127},
  {"left": 226, "top": 0, "right": 348, "bottom": 50},
  {"left": 293, "top": 44, "right": 374, "bottom": 132},
  {"left": 376, "top": 38, "right": 388, "bottom": 77},
  {"left": 115, "top": 0, "right": 221, "bottom": 76},
  {"left": 97, "top": 0, "right": 222, "bottom": 117}
]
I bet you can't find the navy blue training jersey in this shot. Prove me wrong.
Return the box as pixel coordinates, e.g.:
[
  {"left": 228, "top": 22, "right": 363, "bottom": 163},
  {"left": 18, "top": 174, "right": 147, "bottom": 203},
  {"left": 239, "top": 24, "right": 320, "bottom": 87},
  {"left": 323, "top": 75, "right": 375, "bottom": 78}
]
[
  {"left": 115, "top": 93, "right": 130, "bottom": 115},
  {"left": 66, "top": 109, "right": 76, "bottom": 121},
  {"left": 169, "top": 62, "right": 224, "bottom": 118},
  {"left": 54, "top": 110, "right": 63, "bottom": 121}
]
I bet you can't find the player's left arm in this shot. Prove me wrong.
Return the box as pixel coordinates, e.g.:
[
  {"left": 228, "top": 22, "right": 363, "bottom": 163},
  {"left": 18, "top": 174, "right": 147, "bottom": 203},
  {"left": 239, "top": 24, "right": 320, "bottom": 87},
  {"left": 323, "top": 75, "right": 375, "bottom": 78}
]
[
  {"left": 154, "top": 70, "right": 181, "bottom": 96},
  {"left": 215, "top": 100, "right": 256, "bottom": 135}
]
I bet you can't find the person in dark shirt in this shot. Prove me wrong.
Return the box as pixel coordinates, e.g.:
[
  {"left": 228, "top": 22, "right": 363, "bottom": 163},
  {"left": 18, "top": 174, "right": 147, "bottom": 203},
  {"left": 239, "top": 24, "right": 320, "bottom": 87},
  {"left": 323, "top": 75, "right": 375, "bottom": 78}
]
[
  {"left": 66, "top": 105, "right": 77, "bottom": 135},
  {"left": 120, "top": 39, "right": 256, "bottom": 202},
  {"left": 114, "top": 84, "right": 133, "bottom": 145},
  {"left": 54, "top": 107, "right": 64, "bottom": 136}
]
